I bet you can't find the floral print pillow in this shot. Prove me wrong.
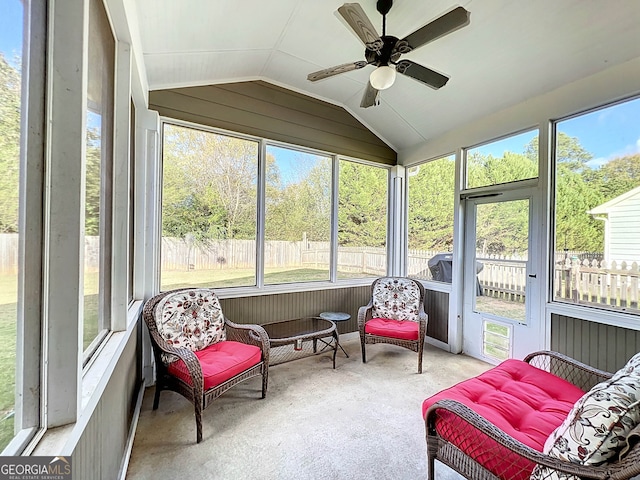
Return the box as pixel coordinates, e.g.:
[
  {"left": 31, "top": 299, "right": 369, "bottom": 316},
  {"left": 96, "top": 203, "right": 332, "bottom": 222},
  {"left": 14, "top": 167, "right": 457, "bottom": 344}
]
[
  {"left": 154, "top": 289, "right": 227, "bottom": 363},
  {"left": 371, "top": 277, "right": 421, "bottom": 322},
  {"left": 530, "top": 352, "right": 640, "bottom": 479}
]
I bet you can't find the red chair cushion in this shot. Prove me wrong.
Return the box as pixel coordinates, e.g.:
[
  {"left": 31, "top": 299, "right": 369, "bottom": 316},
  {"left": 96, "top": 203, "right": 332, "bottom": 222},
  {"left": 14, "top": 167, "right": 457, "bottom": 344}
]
[
  {"left": 365, "top": 317, "right": 419, "bottom": 340},
  {"left": 168, "top": 341, "right": 262, "bottom": 390},
  {"left": 422, "top": 359, "right": 585, "bottom": 480}
]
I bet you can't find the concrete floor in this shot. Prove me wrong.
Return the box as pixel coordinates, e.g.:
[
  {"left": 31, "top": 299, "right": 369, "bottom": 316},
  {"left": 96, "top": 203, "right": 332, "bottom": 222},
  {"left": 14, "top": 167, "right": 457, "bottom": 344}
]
[{"left": 126, "top": 332, "right": 492, "bottom": 480}]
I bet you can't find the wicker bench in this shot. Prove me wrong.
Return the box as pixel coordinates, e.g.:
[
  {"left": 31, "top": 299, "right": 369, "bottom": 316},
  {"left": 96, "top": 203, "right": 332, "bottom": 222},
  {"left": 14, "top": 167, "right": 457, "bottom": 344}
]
[{"left": 423, "top": 351, "right": 640, "bottom": 480}]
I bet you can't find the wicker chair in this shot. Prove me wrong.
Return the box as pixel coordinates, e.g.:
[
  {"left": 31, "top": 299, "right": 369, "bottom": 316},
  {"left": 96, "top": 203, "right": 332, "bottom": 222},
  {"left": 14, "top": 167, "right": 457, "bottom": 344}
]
[
  {"left": 424, "top": 351, "right": 640, "bottom": 480},
  {"left": 143, "top": 288, "right": 269, "bottom": 443},
  {"left": 358, "top": 276, "right": 428, "bottom": 373}
]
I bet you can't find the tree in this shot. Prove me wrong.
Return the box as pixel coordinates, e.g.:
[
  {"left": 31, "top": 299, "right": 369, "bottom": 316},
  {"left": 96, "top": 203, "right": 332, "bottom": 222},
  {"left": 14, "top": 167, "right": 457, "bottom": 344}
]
[
  {"left": 525, "top": 132, "right": 593, "bottom": 172},
  {"left": 0, "top": 54, "right": 21, "bottom": 233},
  {"left": 407, "top": 157, "right": 455, "bottom": 251},
  {"left": 161, "top": 125, "right": 259, "bottom": 240},
  {"left": 265, "top": 154, "right": 332, "bottom": 242},
  {"left": 84, "top": 126, "right": 102, "bottom": 235},
  {"left": 338, "top": 161, "right": 387, "bottom": 247},
  {"left": 587, "top": 154, "right": 640, "bottom": 201}
]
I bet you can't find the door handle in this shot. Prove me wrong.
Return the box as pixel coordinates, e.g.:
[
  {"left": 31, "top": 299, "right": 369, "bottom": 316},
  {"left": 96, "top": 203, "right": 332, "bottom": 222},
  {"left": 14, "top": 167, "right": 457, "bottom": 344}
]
[{"left": 528, "top": 274, "right": 537, "bottom": 278}]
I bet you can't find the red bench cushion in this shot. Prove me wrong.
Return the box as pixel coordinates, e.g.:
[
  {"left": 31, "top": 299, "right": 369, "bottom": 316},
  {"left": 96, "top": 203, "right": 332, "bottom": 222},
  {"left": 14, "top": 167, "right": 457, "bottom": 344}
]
[
  {"left": 365, "top": 317, "right": 419, "bottom": 340},
  {"left": 168, "top": 341, "right": 262, "bottom": 390},
  {"left": 422, "top": 359, "right": 586, "bottom": 480}
]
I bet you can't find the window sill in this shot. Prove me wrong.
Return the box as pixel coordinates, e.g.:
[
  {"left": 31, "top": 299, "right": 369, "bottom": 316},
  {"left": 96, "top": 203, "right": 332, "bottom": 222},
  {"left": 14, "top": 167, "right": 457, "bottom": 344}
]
[
  {"left": 547, "top": 301, "right": 640, "bottom": 331},
  {"left": 214, "top": 278, "right": 375, "bottom": 299},
  {"left": 30, "top": 300, "right": 143, "bottom": 456}
]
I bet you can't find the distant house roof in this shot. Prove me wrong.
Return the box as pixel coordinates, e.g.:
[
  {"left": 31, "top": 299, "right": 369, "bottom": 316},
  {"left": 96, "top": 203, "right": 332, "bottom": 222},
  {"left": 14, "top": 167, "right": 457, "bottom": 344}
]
[{"left": 588, "top": 185, "right": 640, "bottom": 216}]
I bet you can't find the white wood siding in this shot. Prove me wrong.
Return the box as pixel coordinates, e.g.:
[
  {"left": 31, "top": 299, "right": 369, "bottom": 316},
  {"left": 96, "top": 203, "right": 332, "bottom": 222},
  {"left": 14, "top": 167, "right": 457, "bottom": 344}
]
[{"left": 608, "top": 193, "right": 640, "bottom": 262}]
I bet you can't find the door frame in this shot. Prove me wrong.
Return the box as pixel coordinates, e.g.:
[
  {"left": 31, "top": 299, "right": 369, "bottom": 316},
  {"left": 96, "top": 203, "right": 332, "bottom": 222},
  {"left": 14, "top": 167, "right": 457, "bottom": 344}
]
[{"left": 461, "top": 183, "right": 544, "bottom": 362}]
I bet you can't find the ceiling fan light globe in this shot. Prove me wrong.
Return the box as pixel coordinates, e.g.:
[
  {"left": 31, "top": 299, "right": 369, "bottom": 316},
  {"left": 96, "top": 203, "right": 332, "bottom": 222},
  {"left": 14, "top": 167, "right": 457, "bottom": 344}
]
[{"left": 370, "top": 65, "right": 396, "bottom": 90}]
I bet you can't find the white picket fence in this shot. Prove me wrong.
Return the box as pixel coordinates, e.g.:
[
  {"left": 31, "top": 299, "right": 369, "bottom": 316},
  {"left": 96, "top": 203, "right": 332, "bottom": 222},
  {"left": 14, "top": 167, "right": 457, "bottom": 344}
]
[{"left": 555, "top": 258, "right": 640, "bottom": 309}]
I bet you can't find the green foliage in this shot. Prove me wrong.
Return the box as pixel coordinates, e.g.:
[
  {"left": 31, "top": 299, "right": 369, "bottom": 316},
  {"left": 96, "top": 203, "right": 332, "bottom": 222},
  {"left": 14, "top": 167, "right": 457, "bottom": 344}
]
[
  {"left": 337, "top": 161, "right": 387, "bottom": 247},
  {"left": 84, "top": 127, "right": 102, "bottom": 235},
  {"left": 265, "top": 155, "right": 332, "bottom": 242},
  {"left": 475, "top": 199, "right": 529, "bottom": 255},
  {"left": 587, "top": 154, "right": 640, "bottom": 200},
  {"left": 525, "top": 132, "right": 593, "bottom": 171},
  {"left": 467, "top": 151, "right": 537, "bottom": 188},
  {"left": 0, "top": 54, "right": 21, "bottom": 233},
  {"left": 162, "top": 125, "right": 259, "bottom": 240},
  {"left": 408, "top": 157, "right": 455, "bottom": 251}
]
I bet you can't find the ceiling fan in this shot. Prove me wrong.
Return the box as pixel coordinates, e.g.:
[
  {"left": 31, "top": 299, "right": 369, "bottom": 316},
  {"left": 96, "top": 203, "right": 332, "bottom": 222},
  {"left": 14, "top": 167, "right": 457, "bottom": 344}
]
[{"left": 307, "top": 1, "right": 470, "bottom": 108}]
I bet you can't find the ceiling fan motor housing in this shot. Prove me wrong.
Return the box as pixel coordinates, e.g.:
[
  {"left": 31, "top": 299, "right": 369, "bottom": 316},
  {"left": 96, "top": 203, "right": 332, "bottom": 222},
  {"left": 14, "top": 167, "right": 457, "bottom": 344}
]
[
  {"left": 376, "top": 0, "right": 393, "bottom": 16},
  {"left": 366, "top": 35, "right": 398, "bottom": 65}
]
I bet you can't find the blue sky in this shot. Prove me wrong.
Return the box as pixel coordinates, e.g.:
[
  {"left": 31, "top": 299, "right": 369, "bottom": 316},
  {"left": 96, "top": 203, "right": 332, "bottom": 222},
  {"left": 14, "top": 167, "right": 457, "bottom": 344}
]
[
  {"left": 0, "top": 0, "right": 23, "bottom": 66},
  {"left": 469, "top": 98, "right": 640, "bottom": 169}
]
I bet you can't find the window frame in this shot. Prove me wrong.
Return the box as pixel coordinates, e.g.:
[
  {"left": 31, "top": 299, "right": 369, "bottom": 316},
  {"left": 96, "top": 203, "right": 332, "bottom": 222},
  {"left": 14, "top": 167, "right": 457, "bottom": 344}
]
[
  {"left": 405, "top": 154, "right": 457, "bottom": 288},
  {"left": 158, "top": 118, "right": 393, "bottom": 296},
  {"left": 548, "top": 95, "right": 640, "bottom": 327},
  {"left": 1, "top": 0, "right": 48, "bottom": 456}
]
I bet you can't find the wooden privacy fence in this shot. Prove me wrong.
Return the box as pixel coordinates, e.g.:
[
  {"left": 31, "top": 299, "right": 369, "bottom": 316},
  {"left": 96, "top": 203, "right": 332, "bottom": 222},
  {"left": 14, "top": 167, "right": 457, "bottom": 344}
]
[{"left": 0, "top": 233, "right": 638, "bottom": 309}]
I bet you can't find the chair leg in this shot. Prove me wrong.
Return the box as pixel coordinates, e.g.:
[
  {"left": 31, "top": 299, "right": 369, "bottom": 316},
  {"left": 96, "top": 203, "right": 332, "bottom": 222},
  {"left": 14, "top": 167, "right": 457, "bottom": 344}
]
[
  {"left": 261, "top": 368, "right": 268, "bottom": 399},
  {"left": 152, "top": 380, "right": 162, "bottom": 410},
  {"left": 427, "top": 453, "right": 436, "bottom": 480},
  {"left": 195, "top": 398, "right": 203, "bottom": 443},
  {"left": 418, "top": 347, "right": 423, "bottom": 374},
  {"left": 360, "top": 336, "right": 367, "bottom": 363}
]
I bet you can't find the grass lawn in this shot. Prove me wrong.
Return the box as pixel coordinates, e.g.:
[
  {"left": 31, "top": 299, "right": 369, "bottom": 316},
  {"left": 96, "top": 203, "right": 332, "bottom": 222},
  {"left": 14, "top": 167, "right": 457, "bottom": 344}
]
[
  {"left": 160, "top": 267, "right": 367, "bottom": 290},
  {"left": 0, "top": 274, "right": 17, "bottom": 451},
  {"left": 0, "top": 272, "right": 100, "bottom": 450},
  {"left": 476, "top": 294, "right": 526, "bottom": 322}
]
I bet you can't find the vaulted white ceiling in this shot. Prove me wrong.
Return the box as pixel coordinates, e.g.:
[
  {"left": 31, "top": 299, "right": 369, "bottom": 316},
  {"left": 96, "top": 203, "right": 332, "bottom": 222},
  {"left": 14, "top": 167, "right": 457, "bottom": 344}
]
[{"left": 133, "top": 0, "right": 640, "bottom": 152}]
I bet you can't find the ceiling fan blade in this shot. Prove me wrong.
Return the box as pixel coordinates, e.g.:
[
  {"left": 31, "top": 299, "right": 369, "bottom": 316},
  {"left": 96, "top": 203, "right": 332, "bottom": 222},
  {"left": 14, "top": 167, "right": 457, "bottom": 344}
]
[
  {"left": 395, "top": 60, "right": 449, "bottom": 89},
  {"left": 307, "top": 61, "right": 368, "bottom": 82},
  {"left": 401, "top": 6, "right": 470, "bottom": 51},
  {"left": 360, "top": 81, "right": 380, "bottom": 108},
  {"left": 337, "top": 3, "right": 384, "bottom": 52}
]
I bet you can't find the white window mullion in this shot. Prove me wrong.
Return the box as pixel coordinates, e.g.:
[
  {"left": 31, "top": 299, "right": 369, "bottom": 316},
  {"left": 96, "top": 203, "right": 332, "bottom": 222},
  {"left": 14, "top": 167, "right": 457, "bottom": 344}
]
[
  {"left": 110, "top": 41, "right": 132, "bottom": 331},
  {"left": 43, "top": 0, "right": 88, "bottom": 427},
  {"left": 256, "top": 140, "right": 266, "bottom": 288},
  {"left": 330, "top": 156, "right": 339, "bottom": 282},
  {"left": 388, "top": 166, "right": 404, "bottom": 276},
  {"left": 6, "top": 0, "right": 48, "bottom": 455}
]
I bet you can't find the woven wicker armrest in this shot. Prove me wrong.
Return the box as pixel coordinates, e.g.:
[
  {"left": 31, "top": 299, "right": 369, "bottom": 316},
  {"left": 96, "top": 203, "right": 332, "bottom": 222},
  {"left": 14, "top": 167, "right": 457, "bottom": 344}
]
[
  {"left": 524, "top": 350, "right": 613, "bottom": 391},
  {"left": 225, "top": 319, "right": 269, "bottom": 360},
  {"left": 147, "top": 329, "right": 204, "bottom": 388},
  {"left": 357, "top": 302, "right": 373, "bottom": 329},
  {"left": 425, "top": 399, "right": 614, "bottom": 480}
]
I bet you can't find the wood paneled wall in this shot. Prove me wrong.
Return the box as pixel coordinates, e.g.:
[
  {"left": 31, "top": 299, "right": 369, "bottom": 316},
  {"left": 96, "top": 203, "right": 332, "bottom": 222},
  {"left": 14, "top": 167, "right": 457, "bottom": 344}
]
[
  {"left": 551, "top": 314, "right": 640, "bottom": 372},
  {"left": 425, "top": 290, "right": 449, "bottom": 344},
  {"left": 149, "top": 81, "right": 396, "bottom": 165},
  {"left": 70, "top": 327, "right": 140, "bottom": 479},
  {"left": 220, "top": 285, "right": 450, "bottom": 344}
]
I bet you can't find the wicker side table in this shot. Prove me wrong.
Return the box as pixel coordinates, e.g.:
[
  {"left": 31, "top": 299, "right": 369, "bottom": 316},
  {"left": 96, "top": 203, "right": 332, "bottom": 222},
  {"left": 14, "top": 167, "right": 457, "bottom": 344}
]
[{"left": 319, "top": 311, "right": 350, "bottom": 357}]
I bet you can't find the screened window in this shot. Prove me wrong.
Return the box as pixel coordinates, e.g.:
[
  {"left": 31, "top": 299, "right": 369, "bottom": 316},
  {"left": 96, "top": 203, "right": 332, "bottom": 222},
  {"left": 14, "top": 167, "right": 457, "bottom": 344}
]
[
  {"left": 83, "top": 0, "right": 115, "bottom": 355},
  {"left": 466, "top": 130, "right": 538, "bottom": 189},
  {"left": 264, "top": 145, "right": 331, "bottom": 284},
  {"left": 128, "top": 99, "right": 135, "bottom": 303},
  {"left": 407, "top": 156, "right": 455, "bottom": 282},
  {"left": 0, "top": 0, "right": 23, "bottom": 451},
  {"left": 160, "top": 124, "right": 259, "bottom": 290},
  {"left": 337, "top": 159, "right": 388, "bottom": 279},
  {"left": 553, "top": 97, "right": 640, "bottom": 315}
]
